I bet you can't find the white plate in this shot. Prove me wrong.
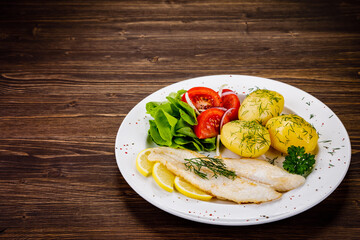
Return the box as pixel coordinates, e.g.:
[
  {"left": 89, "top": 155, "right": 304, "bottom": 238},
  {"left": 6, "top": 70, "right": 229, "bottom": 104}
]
[{"left": 115, "top": 75, "right": 351, "bottom": 225}]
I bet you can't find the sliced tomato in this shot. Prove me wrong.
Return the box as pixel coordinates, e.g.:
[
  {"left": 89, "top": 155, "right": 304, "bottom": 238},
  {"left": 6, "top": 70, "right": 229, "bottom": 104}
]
[
  {"left": 220, "top": 89, "right": 240, "bottom": 110},
  {"left": 220, "top": 108, "right": 238, "bottom": 129},
  {"left": 182, "top": 87, "right": 221, "bottom": 112},
  {"left": 194, "top": 108, "right": 225, "bottom": 139}
]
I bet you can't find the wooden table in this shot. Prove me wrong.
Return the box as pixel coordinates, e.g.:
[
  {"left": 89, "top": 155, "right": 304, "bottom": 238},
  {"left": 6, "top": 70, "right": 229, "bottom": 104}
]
[{"left": 0, "top": 0, "right": 359, "bottom": 239}]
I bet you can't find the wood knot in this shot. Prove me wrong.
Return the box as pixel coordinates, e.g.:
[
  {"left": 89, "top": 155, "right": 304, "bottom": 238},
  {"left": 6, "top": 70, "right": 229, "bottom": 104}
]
[
  {"left": 67, "top": 100, "right": 77, "bottom": 107},
  {"left": 147, "top": 56, "right": 159, "bottom": 63},
  {"left": 106, "top": 93, "right": 117, "bottom": 98},
  {"left": 47, "top": 169, "right": 62, "bottom": 178},
  {"left": 118, "top": 30, "right": 127, "bottom": 36},
  {"left": 19, "top": 178, "right": 27, "bottom": 184}
]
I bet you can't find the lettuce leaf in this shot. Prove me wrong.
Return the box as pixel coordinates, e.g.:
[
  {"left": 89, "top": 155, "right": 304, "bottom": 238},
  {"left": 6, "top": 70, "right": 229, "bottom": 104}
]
[{"left": 146, "top": 90, "right": 216, "bottom": 151}]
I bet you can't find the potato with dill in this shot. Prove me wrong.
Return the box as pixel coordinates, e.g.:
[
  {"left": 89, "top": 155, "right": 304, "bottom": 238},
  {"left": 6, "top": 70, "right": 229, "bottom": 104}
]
[
  {"left": 266, "top": 114, "right": 318, "bottom": 154},
  {"left": 238, "top": 89, "right": 284, "bottom": 125},
  {"left": 220, "top": 120, "right": 271, "bottom": 158}
]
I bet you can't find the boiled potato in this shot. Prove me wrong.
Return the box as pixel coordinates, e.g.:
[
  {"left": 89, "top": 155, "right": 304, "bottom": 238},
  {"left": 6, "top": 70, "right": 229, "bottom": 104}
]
[
  {"left": 221, "top": 120, "right": 271, "bottom": 158},
  {"left": 238, "top": 89, "right": 284, "bottom": 125},
  {"left": 266, "top": 114, "right": 318, "bottom": 153}
]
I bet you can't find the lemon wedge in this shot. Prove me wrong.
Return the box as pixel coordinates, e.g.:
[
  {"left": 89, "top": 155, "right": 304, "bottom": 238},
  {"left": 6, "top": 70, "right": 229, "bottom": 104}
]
[
  {"left": 174, "top": 176, "right": 213, "bottom": 201},
  {"left": 136, "top": 148, "right": 155, "bottom": 177},
  {"left": 152, "top": 162, "right": 175, "bottom": 192}
]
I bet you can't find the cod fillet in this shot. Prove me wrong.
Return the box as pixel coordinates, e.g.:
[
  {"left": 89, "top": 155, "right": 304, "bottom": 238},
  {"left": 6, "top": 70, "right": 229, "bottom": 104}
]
[
  {"left": 223, "top": 158, "right": 305, "bottom": 192},
  {"left": 147, "top": 147, "right": 281, "bottom": 204}
]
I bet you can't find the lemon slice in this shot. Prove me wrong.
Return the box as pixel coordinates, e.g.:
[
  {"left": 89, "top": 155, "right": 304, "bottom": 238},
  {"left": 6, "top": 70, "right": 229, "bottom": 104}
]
[
  {"left": 174, "top": 176, "right": 213, "bottom": 201},
  {"left": 136, "top": 148, "right": 155, "bottom": 177},
  {"left": 152, "top": 162, "right": 175, "bottom": 192}
]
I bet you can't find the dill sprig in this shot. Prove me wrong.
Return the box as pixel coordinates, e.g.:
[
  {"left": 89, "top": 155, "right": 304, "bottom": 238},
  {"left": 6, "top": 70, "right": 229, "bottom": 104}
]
[{"left": 184, "top": 157, "right": 237, "bottom": 180}]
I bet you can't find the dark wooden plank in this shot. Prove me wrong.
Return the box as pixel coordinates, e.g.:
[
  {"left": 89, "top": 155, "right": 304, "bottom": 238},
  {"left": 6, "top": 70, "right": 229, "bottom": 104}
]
[{"left": 0, "top": 0, "right": 359, "bottom": 239}]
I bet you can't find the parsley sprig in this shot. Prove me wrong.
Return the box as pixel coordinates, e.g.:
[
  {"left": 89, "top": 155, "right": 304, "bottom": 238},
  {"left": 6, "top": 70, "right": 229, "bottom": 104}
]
[
  {"left": 283, "top": 146, "right": 316, "bottom": 177},
  {"left": 184, "top": 157, "right": 237, "bottom": 180}
]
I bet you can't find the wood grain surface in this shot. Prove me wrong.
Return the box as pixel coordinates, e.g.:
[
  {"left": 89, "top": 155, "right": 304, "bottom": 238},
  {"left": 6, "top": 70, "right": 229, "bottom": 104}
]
[{"left": 0, "top": 0, "right": 359, "bottom": 239}]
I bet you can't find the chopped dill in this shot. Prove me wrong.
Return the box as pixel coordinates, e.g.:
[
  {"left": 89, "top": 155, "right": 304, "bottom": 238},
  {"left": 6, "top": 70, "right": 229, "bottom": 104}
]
[
  {"left": 236, "top": 120, "right": 270, "bottom": 154},
  {"left": 184, "top": 157, "right": 237, "bottom": 180},
  {"left": 251, "top": 89, "right": 281, "bottom": 104},
  {"left": 241, "top": 109, "right": 249, "bottom": 116}
]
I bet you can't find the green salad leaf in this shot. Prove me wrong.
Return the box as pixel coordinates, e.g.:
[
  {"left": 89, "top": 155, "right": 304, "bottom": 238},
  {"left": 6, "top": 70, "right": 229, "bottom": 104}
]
[{"left": 146, "top": 90, "right": 216, "bottom": 151}]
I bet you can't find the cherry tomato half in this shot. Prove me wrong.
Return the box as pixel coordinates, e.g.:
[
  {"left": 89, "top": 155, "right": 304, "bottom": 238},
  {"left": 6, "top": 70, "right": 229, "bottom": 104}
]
[
  {"left": 220, "top": 89, "right": 240, "bottom": 110},
  {"left": 182, "top": 87, "right": 221, "bottom": 112},
  {"left": 194, "top": 108, "right": 225, "bottom": 139}
]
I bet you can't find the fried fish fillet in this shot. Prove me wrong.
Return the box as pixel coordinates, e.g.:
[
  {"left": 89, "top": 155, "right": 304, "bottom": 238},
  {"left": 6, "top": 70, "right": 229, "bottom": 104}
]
[
  {"left": 147, "top": 147, "right": 282, "bottom": 204},
  {"left": 223, "top": 158, "right": 305, "bottom": 192}
]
